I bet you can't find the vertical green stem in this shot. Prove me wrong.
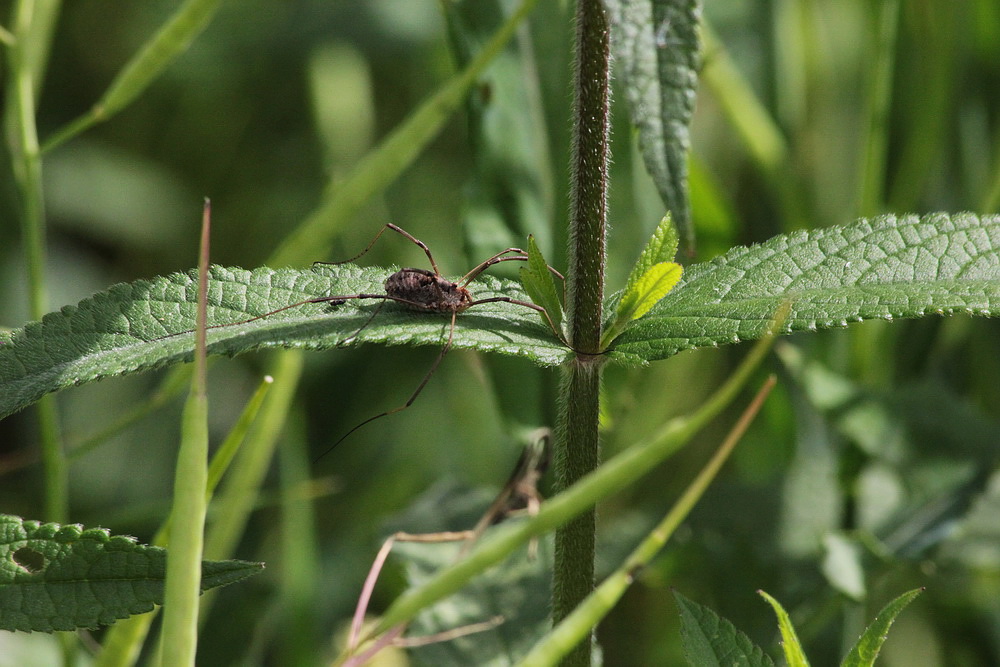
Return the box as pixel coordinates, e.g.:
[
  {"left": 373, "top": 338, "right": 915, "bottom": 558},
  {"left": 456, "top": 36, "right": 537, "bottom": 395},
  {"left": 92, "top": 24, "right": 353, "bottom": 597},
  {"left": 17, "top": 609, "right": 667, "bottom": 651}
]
[
  {"left": 553, "top": 0, "right": 611, "bottom": 664},
  {"left": 5, "top": 0, "right": 66, "bottom": 523}
]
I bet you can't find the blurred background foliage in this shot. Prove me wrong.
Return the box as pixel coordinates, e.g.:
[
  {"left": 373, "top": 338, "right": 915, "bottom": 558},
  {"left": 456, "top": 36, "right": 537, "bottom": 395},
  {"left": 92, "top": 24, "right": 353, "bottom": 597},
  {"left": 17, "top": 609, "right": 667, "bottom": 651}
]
[{"left": 2, "top": 0, "right": 1000, "bottom": 664}]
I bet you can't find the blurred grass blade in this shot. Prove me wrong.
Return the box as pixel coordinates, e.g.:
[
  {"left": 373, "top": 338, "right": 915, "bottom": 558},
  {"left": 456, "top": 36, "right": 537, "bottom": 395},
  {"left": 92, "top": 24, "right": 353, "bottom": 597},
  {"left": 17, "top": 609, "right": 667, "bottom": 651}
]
[
  {"left": 158, "top": 200, "right": 212, "bottom": 667},
  {"left": 700, "top": 22, "right": 807, "bottom": 229},
  {"left": 95, "top": 373, "right": 277, "bottom": 666},
  {"left": 206, "top": 375, "right": 273, "bottom": 497},
  {"left": 519, "top": 376, "right": 775, "bottom": 665},
  {"left": 43, "top": 0, "right": 226, "bottom": 152},
  {"left": 886, "top": 4, "right": 956, "bottom": 212},
  {"left": 276, "top": 419, "right": 322, "bottom": 664},
  {"left": 757, "top": 591, "right": 809, "bottom": 667},
  {"left": 203, "top": 352, "right": 304, "bottom": 562},
  {"left": 68, "top": 366, "right": 192, "bottom": 463},
  {"left": 443, "top": 0, "right": 557, "bottom": 256},
  {"left": 6, "top": 0, "right": 68, "bottom": 524},
  {"left": 269, "top": 0, "right": 541, "bottom": 267},
  {"left": 857, "top": 0, "right": 900, "bottom": 216},
  {"left": 702, "top": 17, "right": 788, "bottom": 164}
]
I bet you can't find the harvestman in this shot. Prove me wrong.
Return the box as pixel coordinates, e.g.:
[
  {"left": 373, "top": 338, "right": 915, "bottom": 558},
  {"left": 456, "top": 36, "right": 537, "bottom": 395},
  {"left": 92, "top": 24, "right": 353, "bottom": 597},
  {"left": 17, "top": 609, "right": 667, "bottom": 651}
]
[{"left": 165, "top": 224, "right": 567, "bottom": 456}]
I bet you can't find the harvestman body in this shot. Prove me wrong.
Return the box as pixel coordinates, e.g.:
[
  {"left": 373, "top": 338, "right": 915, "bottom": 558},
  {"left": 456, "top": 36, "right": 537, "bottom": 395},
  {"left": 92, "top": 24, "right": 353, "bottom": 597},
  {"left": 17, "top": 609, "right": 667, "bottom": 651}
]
[{"left": 166, "top": 224, "right": 566, "bottom": 458}]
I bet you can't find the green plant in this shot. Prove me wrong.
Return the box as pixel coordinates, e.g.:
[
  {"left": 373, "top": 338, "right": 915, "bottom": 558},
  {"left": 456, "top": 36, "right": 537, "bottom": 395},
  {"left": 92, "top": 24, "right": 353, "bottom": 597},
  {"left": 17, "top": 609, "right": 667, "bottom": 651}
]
[{"left": 2, "top": 1, "right": 1000, "bottom": 665}]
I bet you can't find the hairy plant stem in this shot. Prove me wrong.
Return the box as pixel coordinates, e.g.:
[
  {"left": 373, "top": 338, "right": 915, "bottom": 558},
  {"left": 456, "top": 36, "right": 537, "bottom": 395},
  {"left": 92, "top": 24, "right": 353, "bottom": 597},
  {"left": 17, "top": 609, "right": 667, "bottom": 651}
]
[{"left": 553, "top": 0, "right": 611, "bottom": 664}]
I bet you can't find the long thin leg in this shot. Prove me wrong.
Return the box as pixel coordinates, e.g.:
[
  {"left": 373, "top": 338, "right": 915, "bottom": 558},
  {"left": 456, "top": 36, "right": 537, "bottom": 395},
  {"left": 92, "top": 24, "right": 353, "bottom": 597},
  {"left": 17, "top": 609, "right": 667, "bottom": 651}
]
[
  {"left": 152, "top": 293, "right": 439, "bottom": 342},
  {"left": 313, "top": 223, "right": 442, "bottom": 275},
  {"left": 468, "top": 295, "right": 570, "bottom": 348},
  {"left": 151, "top": 298, "right": 334, "bottom": 341},
  {"left": 338, "top": 300, "right": 386, "bottom": 346},
  {"left": 462, "top": 252, "right": 567, "bottom": 298},
  {"left": 314, "top": 225, "right": 393, "bottom": 267},
  {"left": 461, "top": 248, "right": 529, "bottom": 284},
  {"left": 473, "top": 256, "right": 568, "bottom": 297},
  {"left": 313, "top": 309, "right": 459, "bottom": 462},
  {"left": 383, "top": 224, "right": 441, "bottom": 275}
]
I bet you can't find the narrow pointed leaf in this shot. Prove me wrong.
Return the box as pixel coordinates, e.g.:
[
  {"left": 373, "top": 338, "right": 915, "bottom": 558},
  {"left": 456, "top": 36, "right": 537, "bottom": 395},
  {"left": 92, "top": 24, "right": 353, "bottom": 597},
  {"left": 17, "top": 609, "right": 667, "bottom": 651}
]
[
  {"left": 518, "top": 235, "right": 564, "bottom": 331},
  {"left": 841, "top": 588, "right": 924, "bottom": 667},
  {"left": 673, "top": 590, "right": 775, "bottom": 667},
  {"left": 0, "top": 265, "right": 570, "bottom": 420},
  {"left": 0, "top": 515, "right": 262, "bottom": 632},
  {"left": 624, "top": 213, "right": 681, "bottom": 294},
  {"left": 604, "top": 0, "right": 702, "bottom": 248},
  {"left": 757, "top": 591, "right": 809, "bottom": 667},
  {"left": 620, "top": 262, "right": 683, "bottom": 323},
  {"left": 603, "top": 261, "right": 683, "bottom": 348},
  {"left": 611, "top": 213, "right": 1000, "bottom": 364},
  {"left": 602, "top": 213, "right": 683, "bottom": 348},
  {"left": 43, "top": 0, "right": 226, "bottom": 152}
]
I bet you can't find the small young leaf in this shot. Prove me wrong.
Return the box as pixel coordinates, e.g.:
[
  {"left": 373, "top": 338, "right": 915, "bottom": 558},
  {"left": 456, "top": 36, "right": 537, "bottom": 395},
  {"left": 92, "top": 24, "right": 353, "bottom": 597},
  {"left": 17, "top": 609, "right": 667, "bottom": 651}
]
[
  {"left": 757, "top": 590, "right": 809, "bottom": 667},
  {"left": 624, "top": 213, "right": 681, "bottom": 294},
  {"left": 0, "top": 514, "right": 262, "bottom": 632},
  {"left": 601, "top": 213, "right": 684, "bottom": 349},
  {"left": 841, "top": 588, "right": 924, "bottom": 667},
  {"left": 673, "top": 590, "right": 776, "bottom": 667},
  {"left": 603, "top": 262, "right": 683, "bottom": 348},
  {"left": 623, "top": 262, "right": 684, "bottom": 322},
  {"left": 518, "top": 234, "right": 564, "bottom": 331}
]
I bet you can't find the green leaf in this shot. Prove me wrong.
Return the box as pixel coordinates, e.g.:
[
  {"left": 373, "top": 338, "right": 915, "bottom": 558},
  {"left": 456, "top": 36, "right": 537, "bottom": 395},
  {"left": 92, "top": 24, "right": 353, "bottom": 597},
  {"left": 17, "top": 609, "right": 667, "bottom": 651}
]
[
  {"left": 841, "top": 588, "right": 924, "bottom": 667},
  {"left": 0, "top": 265, "right": 571, "bottom": 420},
  {"left": 604, "top": 261, "right": 683, "bottom": 347},
  {"left": 0, "top": 514, "right": 262, "bottom": 633},
  {"left": 624, "top": 213, "right": 681, "bottom": 293},
  {"left": 757, "top": 591, "right": 810, "bottom": 667},
  {"left": 611, "top": 213, "right": 1000, "bottom": 364},
  {"left": 618, "top": 262, "right": 683, "bottom": 321},
  {"left": 518, "top": 235, "right": 564, "bottom": 331},
  {"left": 673, "top": 590, "right": 775, "bottom": 667},
  {"left": 604, "top": 0, "right": 702, "bottom": 248},
  {"left": 602, "top": 213, "right": 683, "bottom": 348}
]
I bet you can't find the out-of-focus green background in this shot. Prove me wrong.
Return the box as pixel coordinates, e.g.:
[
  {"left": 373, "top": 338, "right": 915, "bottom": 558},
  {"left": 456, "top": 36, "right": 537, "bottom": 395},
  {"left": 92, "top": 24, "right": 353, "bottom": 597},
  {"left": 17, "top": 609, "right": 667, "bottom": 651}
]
[{"left": 2, "top": 1, "right": 1000, "bottom": 664}]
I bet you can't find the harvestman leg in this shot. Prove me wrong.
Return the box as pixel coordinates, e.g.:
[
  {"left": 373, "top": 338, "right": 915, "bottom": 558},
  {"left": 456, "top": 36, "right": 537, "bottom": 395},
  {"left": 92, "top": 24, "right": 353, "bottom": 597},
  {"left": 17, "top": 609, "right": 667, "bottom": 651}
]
[
  {"left": 155, "top": 222, "right": 568, "bottom": 457},
  {"left": 315, "top": 223, "right": 444, "bottom": 274},
  {"left": 315, "top": 309, "right": 460, "bottom": 460},
  {"left": 314, "top": 295, "right": 567, "bottom": 459}
]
